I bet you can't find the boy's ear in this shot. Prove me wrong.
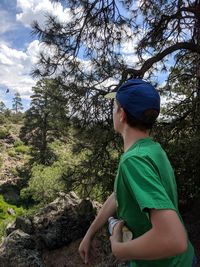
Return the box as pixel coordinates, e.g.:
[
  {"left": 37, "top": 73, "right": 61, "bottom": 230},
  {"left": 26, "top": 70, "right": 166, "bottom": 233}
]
[{"left": 120, "top": 108, "right": 127, "bottom": 122}]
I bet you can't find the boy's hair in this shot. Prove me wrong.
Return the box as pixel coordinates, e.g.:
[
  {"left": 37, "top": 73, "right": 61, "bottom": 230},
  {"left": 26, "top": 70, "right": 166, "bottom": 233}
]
[{"left": 116, "top": 100, "right": 158, "bottom": 131}]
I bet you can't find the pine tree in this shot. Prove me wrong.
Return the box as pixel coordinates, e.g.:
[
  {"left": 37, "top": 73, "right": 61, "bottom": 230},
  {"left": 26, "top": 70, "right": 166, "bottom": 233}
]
[
  {"left": 12, "top": 92, "right": 23, "bottom": 113},
  {"left": 20, "top": 78, "right": 69, "bottom": 165},
  {"left": 152, "top": 53, "right": 200, "bottom": 203},
  {"left": 0, "top": 101, "right": 6, "bottom": 113},
  {"left": 32, "top": 1, "right": 200, "bottom": 87}
]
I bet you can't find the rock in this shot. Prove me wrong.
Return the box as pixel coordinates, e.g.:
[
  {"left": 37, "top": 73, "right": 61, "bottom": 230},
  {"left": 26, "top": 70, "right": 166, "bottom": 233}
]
[
  {"left": 6, "top": 216, "right": 33, "bottom": 235},
  {"left": 15, "top": 216, "right": 33, "bottom": 235},
  {"left": 7, "top": 207, "right": 15, "bottom": 216},
  {"left": 0, "top": 229, "right": 44, "bottom": 267},
  {"left": 0, "top": 192, "right": 97, "bottom": 266},
  {"left": 5, "top": 135, "right": 15, "bottom": 144},
  {"left": 69, "top": 191, "right": 79, "bottom": 200},
  {"left": 32, "top": 192, "right": 96, "bottom": 250},
  {"left": 6, "top": 222, "right": 16, "bottom": 236}
]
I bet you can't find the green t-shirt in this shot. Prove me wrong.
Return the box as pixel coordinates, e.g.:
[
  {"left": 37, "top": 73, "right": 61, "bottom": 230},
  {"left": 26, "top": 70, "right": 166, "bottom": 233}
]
[{"left": 114, "top": 137, "right": 194, "bottom": 267}]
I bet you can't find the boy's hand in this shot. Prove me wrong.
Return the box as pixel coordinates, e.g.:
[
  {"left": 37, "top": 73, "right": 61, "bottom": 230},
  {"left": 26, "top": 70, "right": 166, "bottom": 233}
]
[
  {"left": 79, "top": 236, "right": 98, "bottom": 265},
  {"left": 110, "top": 220, "right": 124, "bottom": 243},
  {"left": 79, "top": 235, "right": 93, "bottom": 264}
]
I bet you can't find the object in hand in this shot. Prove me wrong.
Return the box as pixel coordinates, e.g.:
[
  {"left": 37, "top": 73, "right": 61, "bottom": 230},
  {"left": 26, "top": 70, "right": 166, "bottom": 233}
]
[{"left": 108, "top": 217, "right": 133, "bottom": 242}]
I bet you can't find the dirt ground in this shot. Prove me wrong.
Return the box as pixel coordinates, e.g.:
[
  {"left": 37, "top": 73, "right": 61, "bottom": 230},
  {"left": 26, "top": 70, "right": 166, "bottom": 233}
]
[{"left": 42, "top": 236, "right": 121, "bottom": 267}]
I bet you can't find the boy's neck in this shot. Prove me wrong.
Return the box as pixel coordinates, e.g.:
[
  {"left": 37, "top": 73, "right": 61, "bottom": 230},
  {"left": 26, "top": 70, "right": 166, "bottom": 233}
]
[{"left": 121, "top": 126, "right": 149, "bottom": 152}]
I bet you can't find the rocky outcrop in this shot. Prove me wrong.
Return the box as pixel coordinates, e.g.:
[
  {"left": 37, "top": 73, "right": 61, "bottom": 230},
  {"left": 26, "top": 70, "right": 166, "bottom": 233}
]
[
  {"left": 0, "top": 192, "right": 97, "bottom": 267},
  {"left": 0, "top": 230, "right": 44, "bottom": 267}
]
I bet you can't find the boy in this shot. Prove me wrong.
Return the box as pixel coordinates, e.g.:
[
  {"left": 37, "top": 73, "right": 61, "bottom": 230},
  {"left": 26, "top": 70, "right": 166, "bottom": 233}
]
[{"left": 79, "top": 79, "right": 196, "bottom": 266}]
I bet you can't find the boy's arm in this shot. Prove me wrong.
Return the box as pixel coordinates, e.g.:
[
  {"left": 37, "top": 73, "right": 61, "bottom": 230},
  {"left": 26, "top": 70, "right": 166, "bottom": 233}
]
[
  {"left": 110, "top": 209, "right": 188, "bottom": 261},
  {"left": 79, "top": 192, "right": 116, "bottom": 264}
]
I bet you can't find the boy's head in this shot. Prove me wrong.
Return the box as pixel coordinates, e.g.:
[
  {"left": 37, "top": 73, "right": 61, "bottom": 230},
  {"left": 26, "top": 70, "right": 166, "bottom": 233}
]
[{"left": 106, "top": 79, "right": 160, "bottom": 130}]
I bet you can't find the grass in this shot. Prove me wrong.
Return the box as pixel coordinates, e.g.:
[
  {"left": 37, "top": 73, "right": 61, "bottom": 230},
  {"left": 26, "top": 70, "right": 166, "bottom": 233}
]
[{"left": 0, "top": 194, "right": 26, "bottom": 241}]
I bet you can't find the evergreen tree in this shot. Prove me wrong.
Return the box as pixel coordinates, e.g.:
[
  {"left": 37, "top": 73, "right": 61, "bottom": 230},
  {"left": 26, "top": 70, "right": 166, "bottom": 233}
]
[
  {"left": 32, "top": 0, "right": 200, "bottom": 91},
  {"left": 153, "top": 53, "right": 200, "bottom": 203},
  {"left": 0, "top": 101, "right": 6, "bottom": 113},
  {"left": 20, "top": 78, "right": 69, "bottom": 165},
  {"left": 12, "top": 92, "right": 23, "bottom": 113},
  {"left": 0, "top": 101, "right": 7, "bottom": 124}
]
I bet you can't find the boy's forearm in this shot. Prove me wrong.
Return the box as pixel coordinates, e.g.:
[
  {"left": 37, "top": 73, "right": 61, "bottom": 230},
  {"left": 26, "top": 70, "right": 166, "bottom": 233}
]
[
  {"left": 111, "top": 227, "right": 187, "bottom": 261},
  {"left": 85, "top": 193, "right": 116, "bottom": 239}
]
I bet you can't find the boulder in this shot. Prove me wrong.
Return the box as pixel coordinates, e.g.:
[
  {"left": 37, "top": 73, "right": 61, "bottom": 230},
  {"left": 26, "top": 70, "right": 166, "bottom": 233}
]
[
  {"left": 32, "top": 192, "right": 96, "bottom": 250},
  {"left": 7, "top": 207, "right": 15, "bottom": 216},
  {"left": 0, "top": 229, "right": 44, "bottom": 267},
  {"left": 0, "top": 192, "right": 97, "bottom": 266}
]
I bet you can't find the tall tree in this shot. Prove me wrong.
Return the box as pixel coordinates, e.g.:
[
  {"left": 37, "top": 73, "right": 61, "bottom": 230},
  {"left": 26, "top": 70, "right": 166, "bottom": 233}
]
[
  {"left": 152, "top": 53, "right": 200, "bottom": 203},
  {"left": 32, "top": 1, "right": 200, "bottom": 87},
  {"left": 12, "top": 92, "right": 23, "bottom": 113},
  {"left": 0, "top": 101, "right": 7, "bottom": 124},
  {"left": 0, "top": 101, "right": 6, "bottom": 113},
  {"left": 20, "top": 78, "right": 69, "bottom": 165}
]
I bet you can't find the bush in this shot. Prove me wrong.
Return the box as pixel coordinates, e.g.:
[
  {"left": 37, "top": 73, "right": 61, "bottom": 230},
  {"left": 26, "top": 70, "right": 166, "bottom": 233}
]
[
  {"left": 10, "top": 167, "right": 18, "bottom": 176},
  {"left": 7, "top": 149, "right": 16, "bottom": 157},
  {"left": 14, "top": 139, "right": 24, "bottom": 147},
  {"left": 15, "top": 145, "right": 30, "bottom": 154},
  {"left": 0, "top": 114, "right": 7, "bottom": 124},
  {"left": 0, "top": 195, "right": 26, "bottom": 241},
  {"left": 9, "top": 113, "right": 24, "bottom": 124},
  {"left": 0, "top": 155, "right": 3, "bottom": 168},
  {"left": 20, "top": 163, "right": 66, "bottom": 204},
  {"left": 0, "top": 126, "right": 10, "bottom": 139}
]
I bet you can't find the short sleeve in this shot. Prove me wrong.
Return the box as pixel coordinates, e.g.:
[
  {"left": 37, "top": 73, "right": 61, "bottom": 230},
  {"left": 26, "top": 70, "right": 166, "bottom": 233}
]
[{"left": 120, "top": 156, "right": 176, "bottom": 213}]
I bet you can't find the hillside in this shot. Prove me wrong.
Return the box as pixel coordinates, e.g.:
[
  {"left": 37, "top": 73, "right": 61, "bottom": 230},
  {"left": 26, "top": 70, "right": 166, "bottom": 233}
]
[
  {"left": 0, "top": 124, "right": 25, "bottom": 184},
  {"left": 0, "top": 121, "right": 118, "bottom": 267},
  {"left": 0, "top": 122, "right": 28, "bottom": 237}
]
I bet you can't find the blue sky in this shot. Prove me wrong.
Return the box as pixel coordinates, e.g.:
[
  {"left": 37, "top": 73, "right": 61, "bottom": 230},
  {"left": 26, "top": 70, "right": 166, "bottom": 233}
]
[{"left": 0, "top": 0, "right": 72, "bottom": 110}]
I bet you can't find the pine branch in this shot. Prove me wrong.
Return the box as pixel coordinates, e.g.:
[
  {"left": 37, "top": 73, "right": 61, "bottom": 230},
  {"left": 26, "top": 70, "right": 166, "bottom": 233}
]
[{"left": 123, "top": 41, "right": 200, "bottom": 78}]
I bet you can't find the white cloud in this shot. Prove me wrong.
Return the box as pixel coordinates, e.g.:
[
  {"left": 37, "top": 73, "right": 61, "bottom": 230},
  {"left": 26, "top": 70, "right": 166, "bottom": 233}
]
[
  {"left": 26, "top": 39, "right": 43, "bottom": 64},
  {"left": 0, "top": 39, "right": 60, "bottom": 100},
  {"left": 16, "top": 0, "right": 71, "bottom": 28},
  {"left": 0, "top": 41, "right": 43, "bottom": 99}
]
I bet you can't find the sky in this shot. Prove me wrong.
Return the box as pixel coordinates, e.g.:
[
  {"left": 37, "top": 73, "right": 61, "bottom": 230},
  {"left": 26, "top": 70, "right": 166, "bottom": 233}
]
[
  {"left": 0, "top": 0, "right": 169, "bottom": 111},
  {"left": 0, "top": 0, "right": 73, "bottom": 110}
]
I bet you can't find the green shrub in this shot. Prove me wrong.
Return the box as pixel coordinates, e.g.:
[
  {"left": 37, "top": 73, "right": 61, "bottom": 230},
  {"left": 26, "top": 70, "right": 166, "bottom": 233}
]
[
  {"left": 0, "top": 127, "right": 10, "bottom": 139},
  {"left": 0, "top": 156, "right": 3, "bottom": 168},
  {"left": 0, "top": 114, "right": 7, "bottom": 124},
  {"left": 20, "top": 164, "right": 66, "bottom": 204},
  {"left": 15, "top": 145, "right": 30, "bottom": 154},
  {"left": 9, "top": 113, "right": 24, "bottom": 124},
  {"left": 0, "top": 195, "right": 26, "bottom": 241},
  {"left": 10, "top": 167, "right": 18, "bottom": 176},
  {"left": 7, "top": 148, "right": 16, "bottom": 157},
  {"left": 14, "top": 139, "right": 24, "bottom": 147}
]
